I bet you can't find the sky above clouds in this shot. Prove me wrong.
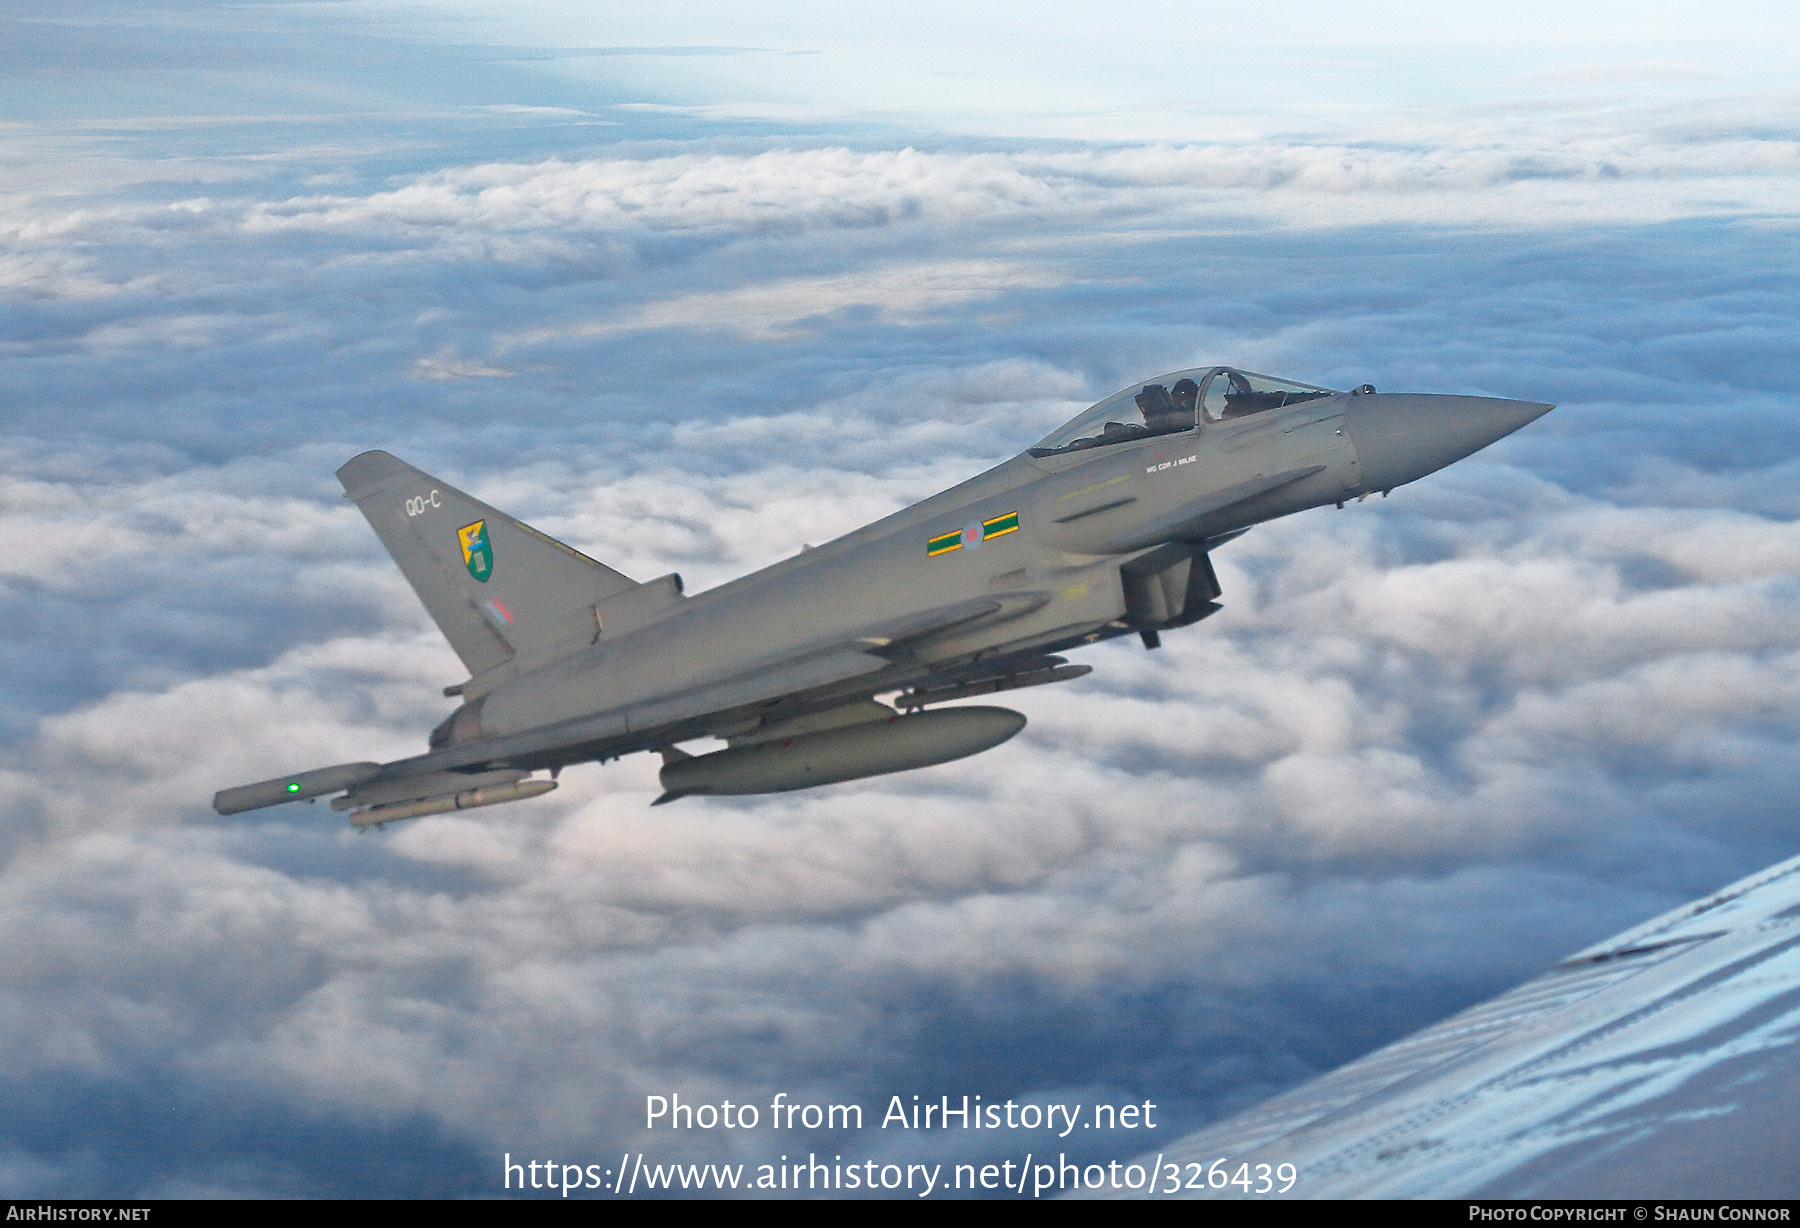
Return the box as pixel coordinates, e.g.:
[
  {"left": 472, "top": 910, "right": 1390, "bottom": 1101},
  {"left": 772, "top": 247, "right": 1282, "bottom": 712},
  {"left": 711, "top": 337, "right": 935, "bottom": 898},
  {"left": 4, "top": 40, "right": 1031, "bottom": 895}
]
[{"left": 3, "top": 0, "right": 1800, "bottom": 1198}]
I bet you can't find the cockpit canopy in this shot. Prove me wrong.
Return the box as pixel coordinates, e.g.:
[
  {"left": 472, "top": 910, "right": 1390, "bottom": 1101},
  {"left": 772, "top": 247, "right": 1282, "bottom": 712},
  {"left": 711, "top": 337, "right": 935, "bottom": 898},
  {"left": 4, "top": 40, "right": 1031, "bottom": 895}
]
[{"left": 1028, "top": 366, "right": 1337, "bottom": 458}]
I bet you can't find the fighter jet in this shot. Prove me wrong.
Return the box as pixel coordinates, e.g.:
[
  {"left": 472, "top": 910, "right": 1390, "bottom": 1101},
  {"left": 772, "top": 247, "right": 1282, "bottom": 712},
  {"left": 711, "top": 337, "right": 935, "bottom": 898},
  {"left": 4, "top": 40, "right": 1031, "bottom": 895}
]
[{"left": 213, "top": 366, "right": 1551, "bottom": 825}]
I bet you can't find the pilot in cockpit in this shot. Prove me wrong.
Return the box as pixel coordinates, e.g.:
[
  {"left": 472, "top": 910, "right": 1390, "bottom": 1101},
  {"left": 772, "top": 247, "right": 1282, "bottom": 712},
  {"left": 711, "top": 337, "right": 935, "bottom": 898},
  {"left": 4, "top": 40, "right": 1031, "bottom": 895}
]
[
  {"left": 1171, "top": 378, "right": 1199, "bottom": 424},
  {"left": 1135, "top": 380, "right": 1198, "bottom": 436}
]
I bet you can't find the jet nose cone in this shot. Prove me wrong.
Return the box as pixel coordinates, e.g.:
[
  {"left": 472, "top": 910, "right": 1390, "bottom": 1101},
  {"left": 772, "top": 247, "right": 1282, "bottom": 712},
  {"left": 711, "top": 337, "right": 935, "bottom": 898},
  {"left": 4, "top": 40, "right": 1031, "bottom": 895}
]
[{"left": 1344, "top": 394, "right": 1553, "bottom": 493}]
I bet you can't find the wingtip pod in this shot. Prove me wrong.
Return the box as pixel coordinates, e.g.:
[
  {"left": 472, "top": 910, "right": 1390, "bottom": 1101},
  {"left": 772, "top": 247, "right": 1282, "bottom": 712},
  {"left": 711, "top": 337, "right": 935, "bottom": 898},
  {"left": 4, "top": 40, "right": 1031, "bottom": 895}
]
[{"left": 213, "top": 762, "right": 382, "bottom": 815}]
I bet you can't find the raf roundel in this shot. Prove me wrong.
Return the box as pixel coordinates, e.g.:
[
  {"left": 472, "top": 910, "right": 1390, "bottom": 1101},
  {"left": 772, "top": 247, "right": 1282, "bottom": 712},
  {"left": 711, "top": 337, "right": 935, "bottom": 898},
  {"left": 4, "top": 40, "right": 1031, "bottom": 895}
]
[{"left": 927, "top": 511, "right": 1023, "bottom": 558}]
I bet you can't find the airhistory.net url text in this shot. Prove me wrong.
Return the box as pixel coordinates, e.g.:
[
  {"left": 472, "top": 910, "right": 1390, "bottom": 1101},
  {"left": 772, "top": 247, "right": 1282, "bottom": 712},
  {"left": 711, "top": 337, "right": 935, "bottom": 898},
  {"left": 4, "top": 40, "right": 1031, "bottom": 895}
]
[{"left": 504, "top": 1152, "right": 1298, "bottom": 1197}]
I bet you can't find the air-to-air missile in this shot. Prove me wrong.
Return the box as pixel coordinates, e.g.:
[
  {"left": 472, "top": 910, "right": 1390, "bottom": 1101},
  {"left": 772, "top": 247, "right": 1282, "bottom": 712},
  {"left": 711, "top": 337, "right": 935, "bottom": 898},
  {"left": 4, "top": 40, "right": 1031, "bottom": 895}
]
[{"left": 212, "top": 366, "right": 1551, "bottom": 826}]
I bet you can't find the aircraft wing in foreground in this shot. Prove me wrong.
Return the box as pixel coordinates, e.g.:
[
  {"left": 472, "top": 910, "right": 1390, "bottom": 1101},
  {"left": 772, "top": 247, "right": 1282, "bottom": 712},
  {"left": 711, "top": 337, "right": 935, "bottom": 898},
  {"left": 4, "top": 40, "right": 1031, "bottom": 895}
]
[
  {"left": 214, "top": 366, "right": 1551, "bottom": 826},
  {"left": 1087, "top": 851, "right": 1800, "bottom": 1199}
]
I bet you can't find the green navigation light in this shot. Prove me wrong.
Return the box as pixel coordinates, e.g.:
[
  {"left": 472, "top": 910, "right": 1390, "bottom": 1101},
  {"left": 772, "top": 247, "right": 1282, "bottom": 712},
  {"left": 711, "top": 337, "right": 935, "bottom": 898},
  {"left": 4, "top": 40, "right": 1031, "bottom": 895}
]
[{"left": 286, "top": 782, "right": 302, "bottom": 793}]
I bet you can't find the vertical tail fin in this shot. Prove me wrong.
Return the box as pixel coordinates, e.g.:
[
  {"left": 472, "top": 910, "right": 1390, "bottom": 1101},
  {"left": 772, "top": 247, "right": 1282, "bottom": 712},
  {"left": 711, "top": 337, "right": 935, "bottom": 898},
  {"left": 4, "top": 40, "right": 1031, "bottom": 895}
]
[{"left": 337, "top": 451, "right": 639, "bottom": 676}]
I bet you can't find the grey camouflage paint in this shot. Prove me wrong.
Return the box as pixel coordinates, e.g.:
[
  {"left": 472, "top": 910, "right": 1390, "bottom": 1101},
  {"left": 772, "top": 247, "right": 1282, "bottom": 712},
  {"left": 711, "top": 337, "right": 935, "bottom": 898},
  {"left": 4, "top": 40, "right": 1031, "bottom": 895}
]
[{"left": 214, "top": 373, "right": 1552, "bottom": 820}]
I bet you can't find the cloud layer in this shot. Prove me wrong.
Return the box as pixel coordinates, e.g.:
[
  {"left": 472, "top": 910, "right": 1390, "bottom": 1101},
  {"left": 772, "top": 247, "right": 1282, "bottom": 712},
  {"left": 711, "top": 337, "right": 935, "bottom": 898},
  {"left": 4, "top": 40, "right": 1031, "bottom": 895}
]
[{"left": 3, "top": 5, "right": 1800, "bottom": 1196}]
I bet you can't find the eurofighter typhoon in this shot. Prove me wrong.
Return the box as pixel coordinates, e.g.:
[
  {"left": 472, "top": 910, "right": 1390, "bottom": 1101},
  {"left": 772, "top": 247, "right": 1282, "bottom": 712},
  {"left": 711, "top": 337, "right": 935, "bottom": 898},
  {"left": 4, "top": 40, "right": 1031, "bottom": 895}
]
[{"left": 214, "top": 367, "right": 1551, "bottom": 826}]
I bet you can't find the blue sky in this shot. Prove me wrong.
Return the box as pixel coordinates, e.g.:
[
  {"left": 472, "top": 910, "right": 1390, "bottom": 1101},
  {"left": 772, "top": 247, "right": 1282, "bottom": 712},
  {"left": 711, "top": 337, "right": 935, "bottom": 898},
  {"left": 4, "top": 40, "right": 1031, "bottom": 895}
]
[{"left": 3, "top": 0, "right": 1800, "bottom": 1198}]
